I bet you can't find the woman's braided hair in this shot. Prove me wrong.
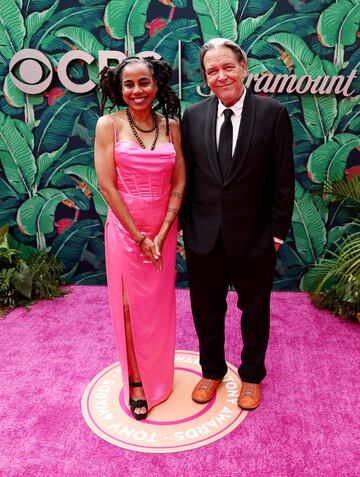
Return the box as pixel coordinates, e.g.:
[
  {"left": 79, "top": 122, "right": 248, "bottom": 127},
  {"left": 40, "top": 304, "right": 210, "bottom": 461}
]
[{"left": 98, "top": 57, "right": 181, "bottom": 135}]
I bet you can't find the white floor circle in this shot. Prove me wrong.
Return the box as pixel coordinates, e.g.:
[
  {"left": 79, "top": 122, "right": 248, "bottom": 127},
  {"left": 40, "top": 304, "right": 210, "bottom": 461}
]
[{"left": 82, "top": 350, "right": 248, "bottom": 453}]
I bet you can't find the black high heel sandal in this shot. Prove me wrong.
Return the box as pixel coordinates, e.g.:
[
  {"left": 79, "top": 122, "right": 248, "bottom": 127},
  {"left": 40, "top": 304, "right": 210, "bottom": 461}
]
[{"left": 129, "top": 381, "right": 148, "bottom": 420}]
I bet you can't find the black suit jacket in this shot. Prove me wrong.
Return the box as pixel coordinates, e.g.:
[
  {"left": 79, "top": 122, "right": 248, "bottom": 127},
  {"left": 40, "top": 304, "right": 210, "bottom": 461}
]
[{"left": 181, "top": 91, "right": 295, "bottom": 258}]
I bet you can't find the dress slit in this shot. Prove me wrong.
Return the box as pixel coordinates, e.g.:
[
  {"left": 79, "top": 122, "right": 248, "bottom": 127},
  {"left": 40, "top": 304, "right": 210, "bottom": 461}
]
[{"left": 121, "top": 275, "right": 148, "bottom": 405}]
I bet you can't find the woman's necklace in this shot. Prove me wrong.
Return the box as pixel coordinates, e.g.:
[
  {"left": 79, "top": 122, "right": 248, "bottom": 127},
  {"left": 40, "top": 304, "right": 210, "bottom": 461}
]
[
  {"left": 127, "top": 108, "right": 157, "bottom": 132},
  {"left": 126, "top": 108, "right": 159, "bottom": 150}
]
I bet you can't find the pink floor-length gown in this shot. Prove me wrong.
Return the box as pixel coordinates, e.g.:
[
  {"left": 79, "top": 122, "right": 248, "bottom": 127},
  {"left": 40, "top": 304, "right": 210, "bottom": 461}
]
[{"left": 104, "top": 116, "right": 177, "bottom": 411}]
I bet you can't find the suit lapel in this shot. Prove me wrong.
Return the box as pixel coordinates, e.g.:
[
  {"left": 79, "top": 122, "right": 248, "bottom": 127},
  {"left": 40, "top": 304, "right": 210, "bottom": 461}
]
[
  {"left": 204, "top": 96, "right": 222, "bottom": 186},
  {"left": 224, "top": 91, "right": 256, "bottom": 186}
]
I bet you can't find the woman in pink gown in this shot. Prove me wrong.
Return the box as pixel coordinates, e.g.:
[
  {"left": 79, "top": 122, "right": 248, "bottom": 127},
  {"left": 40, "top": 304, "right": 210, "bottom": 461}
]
[{"left": 94, "top": 57, "right": 185, "bottom": 419}]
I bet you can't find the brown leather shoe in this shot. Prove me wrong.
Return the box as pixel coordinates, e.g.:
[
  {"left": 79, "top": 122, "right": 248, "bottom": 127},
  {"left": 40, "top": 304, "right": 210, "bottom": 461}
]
[
  {"left": 192, "top": 377, "right": 223, "bottom": 403},
  {"left": 237, "top": 382, "right": 261, "bottom": 410}
]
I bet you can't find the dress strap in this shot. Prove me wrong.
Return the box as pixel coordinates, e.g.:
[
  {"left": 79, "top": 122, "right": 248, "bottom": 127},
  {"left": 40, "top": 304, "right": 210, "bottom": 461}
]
[
  {"left": 107, "top": 115, "right": 118, "bottom": 144},
  {"left": 168, "top": 127, "right": 173, "bottom": 144}
]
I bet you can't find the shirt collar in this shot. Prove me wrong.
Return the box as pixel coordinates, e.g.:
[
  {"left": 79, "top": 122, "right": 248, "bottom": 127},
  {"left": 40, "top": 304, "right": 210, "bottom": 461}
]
[{"left": 217, "top": 87, "right": 247, "bottom": 119}]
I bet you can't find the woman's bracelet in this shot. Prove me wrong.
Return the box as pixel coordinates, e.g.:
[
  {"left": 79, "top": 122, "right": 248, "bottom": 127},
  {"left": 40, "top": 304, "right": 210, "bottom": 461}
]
[{"left": 134, "top": 232, "right": 147, "bottom": 246}]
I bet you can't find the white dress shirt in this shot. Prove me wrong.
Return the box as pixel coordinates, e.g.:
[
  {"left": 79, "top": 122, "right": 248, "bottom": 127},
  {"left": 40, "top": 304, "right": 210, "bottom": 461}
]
[
  {"left": 216, "top": 88, "right": 246, "bottom": 155},
  {"left": 215, "top": 87, "right": 282, "bottom": 245}
]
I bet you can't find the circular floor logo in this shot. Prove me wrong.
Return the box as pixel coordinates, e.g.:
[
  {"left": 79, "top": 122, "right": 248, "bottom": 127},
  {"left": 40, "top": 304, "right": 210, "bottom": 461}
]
[{"left": 82, "top": 350, "right": 247, "bottom": 453}]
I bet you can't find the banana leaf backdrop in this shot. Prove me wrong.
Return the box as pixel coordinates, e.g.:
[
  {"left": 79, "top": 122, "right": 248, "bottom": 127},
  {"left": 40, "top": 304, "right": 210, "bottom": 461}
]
[{"left": 0, "top": 0, "right": 359, "bottom": 289}]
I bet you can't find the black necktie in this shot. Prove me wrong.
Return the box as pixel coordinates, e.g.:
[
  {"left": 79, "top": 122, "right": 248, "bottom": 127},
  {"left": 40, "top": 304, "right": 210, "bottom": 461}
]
[{"left": 218, "top": 108, "right": 233, "bottom": 181}]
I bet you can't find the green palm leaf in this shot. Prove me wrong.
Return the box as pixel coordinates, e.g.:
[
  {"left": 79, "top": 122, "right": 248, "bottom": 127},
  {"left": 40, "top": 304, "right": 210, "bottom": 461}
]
[
  {"left": 274, "top": 95, "right": 301, "bottom": 113},
  {"left": 23, "top": 0, "right": 58, "bottom": 14},
  {"left": 104, "top": 0, "right": 150, "bottom": 38},
  {"left": 143, "top": 19, "right": 200, "bottom": 69},
  {"left": 180, "top": 39, "right": 202, "bottom": 82},
  {"left": 63, "top": 189, "right": 90, "bottom": 211},
  {"left": 280, "top": 240, "right": 307, "bottom": 268},
  {"left": 34, "top": 92, "right": 94, "bottom": 155},
  {"left": 0, "top": 177, "right": 22, "bottom": 200},
  {"left": 73, "top": 123, "right": 94, "bottom": 147},
  {"left": 0, "top": 197, "right": 18, "bottom": 226},
  {"left": 50, "top": 219, "right": 103, "bottom": 273},
  {"left": 81, "top": 109, "right": 99, "bottom": 140},
  {"left": 341, "top": 112, "right": 360, "bottom": 134},
  {"left": 300, "top": 258, "right": 336, "bottom": 291},
  {"left": 16, "top": 187, "right": 68, "bottom": 236},
  {"left": 193, "top": 0, "right": 237, "bottom": 42},
  {"left": 104, "top": 0, "right": 151, "bottom": 56},
  {"left": 263, "top": 58, "right": 291, "bottom": 75},
  {"left": 88, "top": 237, "right": 105, "bottom": 260},
  {"left": 328, "top": 201, "right": 353, "bottom": 229},
  {"left": 54, "top": 26, "right": 104, "bottom": 56},
  {"left": 3, "top": 72, "right": 26, "bottom": 108},
  {"left": 36, "top": 35, "right": 72, "bottom": 55},
  {"left": 35, "top": 140, "right": 69, "bottom": 191},
  {"left": 321, "top": 59, "right": 339, "bottom": 76},
  {"left": 43, "top": 149, "right": 94, "bottom": 188},
  {"left": 238, "top": 2, "right": 276, "bottom": 44},
  {"left": 274, "top": 235, "right": 307, "bottom": 289},
  {"left": 246, "top": 57, "right": 290, "bottom": 77},
  {"left": 229, "top": 0, "right": 239, "bottom": 15},
  {"left": 267, "top": 33, "right": 337, "bottom": 140},
  {"left": 303, "top": 230, "right": 360, "bottom": 293},
  {"left": 290, "top": 115, "right": 315, "bottom": 145},
  {"left": 288, "top": 0, "right": 333, "bottom": 14},
  {"left": 24, "top": 1, "right": 60, "bottom": 48},
  {"left": 267, "top": 32, "right": 325, "bottom": 78},
  {"left": 180, "top": 83, "right": 207, "bottom": 103},
  {"left": 60, "top": 264, "right": 78, "bottom": 282},
  {"left": 32, "top": 6, "right": 104, "bottom": 49},
  {"left": 335, "top": 232, "right": 360, "bottom": 278},
  {"left": 332, "top": 95, "right": 360, "bottom": 133},
  {"left": 300, "top": 94, "right": 337, "bottom": 141},
  {"left": 307, "top": 133, "right": 360, "bottom": 184},
  {"left": 323, "top": 176, "right": 360, "bottom": 206},
  {"left": 78, "top": 0, "right": 107, "bottom": 5},
  {"left": 325, "top": 223, "right": 355, "bottom": 251},
  {"left": 0, "top": 0, "right": 25, "bottom": 59},
  {"left": 244, "top": 13, "right": 317, "bottom": 55},
  {"left": 7, "top": 233, "right": 37, "bottom": 261},
  {"left": 291, "top": 181, "right": 327, "bottom": 263},
  {"left": 313, "top": 194, "right": 329, "bottom": 224},
  {"left": 238, "top": 0, "right": 274, "bottom": 19},
  {"left": 63, "top": 165, "right": 107, "bottom": 221},
  {"left": 317, "top": 0, "right": 360, "bottom": 67},
  {"left": 246, "top": 58, "right": 268, "bottom": 75},
  {"left": 0, "top": 112, "right": 36, "bottom": 196},
  {"left": 13, "top": 118, "right": 34, "bottom": 150}
]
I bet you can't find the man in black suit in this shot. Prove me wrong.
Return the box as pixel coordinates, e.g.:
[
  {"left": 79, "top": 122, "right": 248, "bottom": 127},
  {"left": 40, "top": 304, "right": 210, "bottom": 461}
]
[{"left": 181, "top": 38, "right": 294, "bottom": 410}]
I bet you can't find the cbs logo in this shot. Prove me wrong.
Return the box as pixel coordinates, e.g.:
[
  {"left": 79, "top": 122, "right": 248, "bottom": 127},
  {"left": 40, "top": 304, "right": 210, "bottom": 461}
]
[{"left": 9, "top": 49, "right": 161, "bottom": 94}]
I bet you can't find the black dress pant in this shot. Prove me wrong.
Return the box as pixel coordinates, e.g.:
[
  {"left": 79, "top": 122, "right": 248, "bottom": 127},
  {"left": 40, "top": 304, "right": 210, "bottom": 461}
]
[{"left": 185, "top": 232, "right": 277, "bottom": 384}]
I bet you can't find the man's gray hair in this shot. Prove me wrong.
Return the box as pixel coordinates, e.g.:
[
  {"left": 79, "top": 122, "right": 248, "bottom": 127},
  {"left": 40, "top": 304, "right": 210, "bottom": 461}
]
[{"left": 199, "top": 38, "right": 247, "bottom": 81}]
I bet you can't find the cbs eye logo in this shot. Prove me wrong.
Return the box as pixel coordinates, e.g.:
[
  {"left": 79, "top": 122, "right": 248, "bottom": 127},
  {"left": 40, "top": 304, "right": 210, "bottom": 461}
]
[
  {"left": 10, "top": 49, "right": 53, "bottom": 94},
  {"left": 9, "top": 48, "right": 162, "bottom": 94}
]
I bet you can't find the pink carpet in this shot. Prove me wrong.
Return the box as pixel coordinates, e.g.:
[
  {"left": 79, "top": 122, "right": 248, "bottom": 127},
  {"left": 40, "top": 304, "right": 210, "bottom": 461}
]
[{"left": 0, "top": 287, "right": 359, "bottom": 476}]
